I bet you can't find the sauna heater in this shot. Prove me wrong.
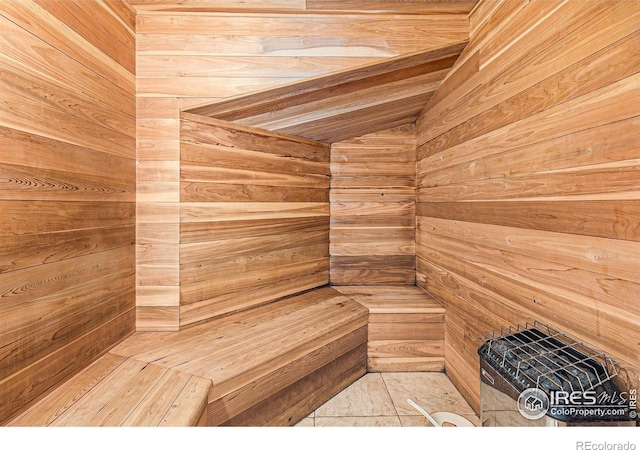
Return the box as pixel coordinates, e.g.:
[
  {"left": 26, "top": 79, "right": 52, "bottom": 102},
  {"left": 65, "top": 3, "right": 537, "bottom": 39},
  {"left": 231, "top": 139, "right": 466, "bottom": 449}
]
[{"left": 478, "top": 322, "right": 637, "bottom": 427}]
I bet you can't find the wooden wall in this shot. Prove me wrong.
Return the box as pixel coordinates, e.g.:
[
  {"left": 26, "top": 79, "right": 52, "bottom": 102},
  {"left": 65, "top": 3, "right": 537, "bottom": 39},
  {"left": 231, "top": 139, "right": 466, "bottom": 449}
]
[
  {"left": 0, "top": 0, "right": 136, "bottom": 424},
  {"left": 179, "top": 113, "right": 330, "bottom": 327},
  {"left": 331, "top": 125, "right": 416, "bottom": 285},
  {"left": 129, "top": 0, "right": 477, "bottom": 14},
  {"left": 416, "top": 0, "right": 640, "bottom": 412},
  {"left": 136, "top": 5, "right": 469, "bottom": 329}
]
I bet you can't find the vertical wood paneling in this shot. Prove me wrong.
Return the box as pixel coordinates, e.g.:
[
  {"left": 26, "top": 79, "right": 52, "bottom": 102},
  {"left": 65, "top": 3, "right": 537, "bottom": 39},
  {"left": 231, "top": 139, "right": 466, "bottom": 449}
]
[
  {"left": 330, "top": 125, "right": 416, "bottom": 285},
  {"left": 0, "top": 0, "right": 136, "bottom": 424},
  {"left": 415, "top": 0, "right": 640, "bottom": 413},
  {"left": 179, "top": 114, "right": 331, "bottom": 327},
  {"left": 135, "top": 8, "right": 469, "bottom": 328}
]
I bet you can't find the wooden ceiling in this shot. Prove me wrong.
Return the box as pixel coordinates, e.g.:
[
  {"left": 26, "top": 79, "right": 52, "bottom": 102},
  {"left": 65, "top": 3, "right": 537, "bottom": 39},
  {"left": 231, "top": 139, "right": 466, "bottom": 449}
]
[
  {"left": 131, "top": 0, "right": 473, "bottom": 142},
  {"left": 185, "top": 42, "right": 467, "bottom": 142},
  {"left": 128, "top": 0, "right": 478, "bottom": 14}
]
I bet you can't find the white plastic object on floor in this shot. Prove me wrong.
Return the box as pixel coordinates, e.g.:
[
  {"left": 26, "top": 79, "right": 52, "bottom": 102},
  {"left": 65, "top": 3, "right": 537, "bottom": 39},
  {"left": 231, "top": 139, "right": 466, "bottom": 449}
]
[{"left": 406, "top": 399, "right": 475, "bottom": 427}]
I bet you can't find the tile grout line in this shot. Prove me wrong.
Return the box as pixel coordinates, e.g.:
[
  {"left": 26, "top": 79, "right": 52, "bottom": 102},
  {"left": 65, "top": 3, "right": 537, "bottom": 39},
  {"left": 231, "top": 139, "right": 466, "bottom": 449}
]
[{"left": 379, "top": 372, "right": 403, "bottom": 425}]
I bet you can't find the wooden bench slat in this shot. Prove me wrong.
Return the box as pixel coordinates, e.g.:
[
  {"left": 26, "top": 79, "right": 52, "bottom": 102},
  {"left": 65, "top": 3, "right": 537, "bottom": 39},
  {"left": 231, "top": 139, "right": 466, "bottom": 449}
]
[
  {"left": 180, "top": 298, "right": 363, "bottom": 382},
  {"left": 110, "top": 287, "right": 342, "bottom": 360},
  {"left": 334, "top": 285, "right": 446, "bottom": 372},
  {"left": 334, "top": 285, "right": 446, "bottom": 313},
  {"left": 79, "top": 363, "right": 169, "bottom": 427},
  {"left": 157, "top": 375, "right": 212, "bottom": 427},
  {"left": 119, "top": 369, "right": 192, "bottom": 426},
  {"left": 8, "top": 353, "right": 127, "bottom": 426},
  {"left": 49, "top": 359, "right": 150, "bottom": 426},
  {"left": 9, "top": 287, "right": 368, "bottom": 426},
  {"left": 112, "top": 287, "right": 368, "bottom": 425},
  {"left": 207, "top": 326, "right": 367, "bottom": 424},
  {"left": 208, "top": 304, "right": 367, "bottom": 401},
  {"left": 118, "top": 296, "right": 342, "bottom": 375}
]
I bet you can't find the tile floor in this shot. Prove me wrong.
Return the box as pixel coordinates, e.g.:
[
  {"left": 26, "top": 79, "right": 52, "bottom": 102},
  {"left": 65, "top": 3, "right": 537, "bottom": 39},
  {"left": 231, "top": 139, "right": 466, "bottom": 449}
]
[{"left": 295, "top": 372, "right": 479, "bottom": 427}]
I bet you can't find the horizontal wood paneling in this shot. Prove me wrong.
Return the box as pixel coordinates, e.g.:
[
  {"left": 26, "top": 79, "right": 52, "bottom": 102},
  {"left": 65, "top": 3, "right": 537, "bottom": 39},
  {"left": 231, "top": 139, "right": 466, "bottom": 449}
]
[
  {"left": 135, "top": 7, "right": 469, "bottom": 328},
  {"left": 0, "top": 310, "right": 135, "bottom": 426},
  {"left": 417, "top": 200, "right": 640, "bottom": 241},
  {"left": 415, "top": 0, "right": 640, "bottom": 413},
  {"left": 179, "top": 115, "right": 330, "bottom": 326},
  {"left": 130, "top": 0, "right": 477, "bottom": 14},
  {"left": 0, "top": 1, "right": 135, "bottom": 424},
  {"left": 130, "top": 0, "right": 306, "bottom": 12},
  {"left": 334, "top": 286, "right": 444, "bottom": 371},
  {"left": 138, "top": 55, "right": 381, "bottom": 78},
  {"left": 307, "top": 1, "right": 477, "bottom": 14},
  {"left": 331, "top": 126, "right": 416, "bottom": 285},
  {"left": 137, "top": 33, "right": 462, "bottom": 57},
  {"left": 136, "top": 12, "right": 468, "bottom": 37}
]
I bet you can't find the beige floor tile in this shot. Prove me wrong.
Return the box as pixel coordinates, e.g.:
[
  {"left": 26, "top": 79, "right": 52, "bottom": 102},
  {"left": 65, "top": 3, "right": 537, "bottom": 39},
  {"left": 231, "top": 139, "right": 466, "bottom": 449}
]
[
  {"left": 315, "top": 416, "right": 402, "bottom": 427},
  {"left": 294, "top": 417, "right": 315, "bottom": 427},
  {"left": 463, "top": 413, "right": 480, "bottom": 427},
  {"left": 399, "top": 415, "right": 427, "bottom": 427},
  {"left": 382, "top": 372, "right": 476, "bottom": 416},
  {"left": 400, "top": 413, "right": 478, "bottom": 427},
  {"left": 315, "top": 373, "right": 397, "bottom": 417}
]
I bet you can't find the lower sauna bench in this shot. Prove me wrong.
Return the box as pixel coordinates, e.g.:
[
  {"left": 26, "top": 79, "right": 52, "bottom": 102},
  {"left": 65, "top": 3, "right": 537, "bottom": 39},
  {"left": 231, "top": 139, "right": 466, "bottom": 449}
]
[
  {"left": 333, "top": 286, "right": 445, "bottom": 372},
  {"left": 9, "top": 355, "right": 212, "bottom": 426},
  {"left": 8, "top": 287, "right": 368, "bottom": 426}
]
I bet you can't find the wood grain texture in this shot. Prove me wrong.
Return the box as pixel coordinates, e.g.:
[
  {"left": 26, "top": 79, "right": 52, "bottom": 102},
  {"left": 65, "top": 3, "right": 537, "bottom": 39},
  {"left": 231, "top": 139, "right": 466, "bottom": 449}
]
[
  {"left": 130, "top": 0, "right": 306, "bottom": 11},
  {"left": 218, "top": 342, "right": 366, "bottom": 426},
  {"left": 330, "top": 126, "right": 416, "bottom": 285},
  {"left": 179, "top": 115, "right": 330, "bottom": 326},
  {"left": 111, "top": 287, "right": 368, "bottom": 426},
  {"left": 135, "top": 7, "right": 469, "bottom": 328},
  {"left": 334, "top": 285, "right": 445, "bottom": 372},
  {"left": 417, "top": 200, "right": 640, "bottom": 241},
  {"left": 8, "top": 355, "right": 212, "bottom": 427},
  {"left": 104, "top": 0, "right": 137, "bottom": 34},
  {"left": 0, "top": 1, "right": 135, "bottom": 99},
  {"left": 416, "top": 0, "right": 640, "bottom": 413},
  {"left": 186, "top": 45, "right": 466, "bottom": 142},
  {"left": 34, "top": 0, "right": 136, "bottom": 74},
  {"left": 0, "top": 1, "right": 135, "bottom": 424},
  {"left": 129, "top": 0, "right": 477, "bottom": 13},
  {"left": 0, "top": 310, "right": 135, "bottom": 425},
  {"left": 307, "top": 1, "right": 477, "bottom": 14}
]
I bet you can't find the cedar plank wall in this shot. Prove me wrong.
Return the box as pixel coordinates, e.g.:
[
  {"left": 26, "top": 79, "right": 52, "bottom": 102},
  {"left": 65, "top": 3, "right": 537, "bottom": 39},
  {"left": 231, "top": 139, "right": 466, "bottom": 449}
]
[
  {"left": 179, "top": 114, "right": 331, "bottom": 326},
  {"left": 415, "top": 0, "right": 640, "bottom": 413},
  {"left": 0, "top": 1, "right": 136, "bottom": 424},
  {"left": 331, "top": 125, "right": 416, "bottom": 285},
  {"left": 135, "top": 3, "right": 469, "bottom": 329}
]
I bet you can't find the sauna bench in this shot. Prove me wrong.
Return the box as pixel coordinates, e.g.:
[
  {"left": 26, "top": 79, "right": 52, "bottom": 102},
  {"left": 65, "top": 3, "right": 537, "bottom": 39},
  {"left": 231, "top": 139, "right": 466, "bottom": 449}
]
[
  {"left": 9, "top": 355, "right": 212, "bottom": 426},
  {"left": 9, "top": 287, "right": 367, "bottom": 426},
  {"left": 333, "top": 286, "right": 445, "bottom": 372}
]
